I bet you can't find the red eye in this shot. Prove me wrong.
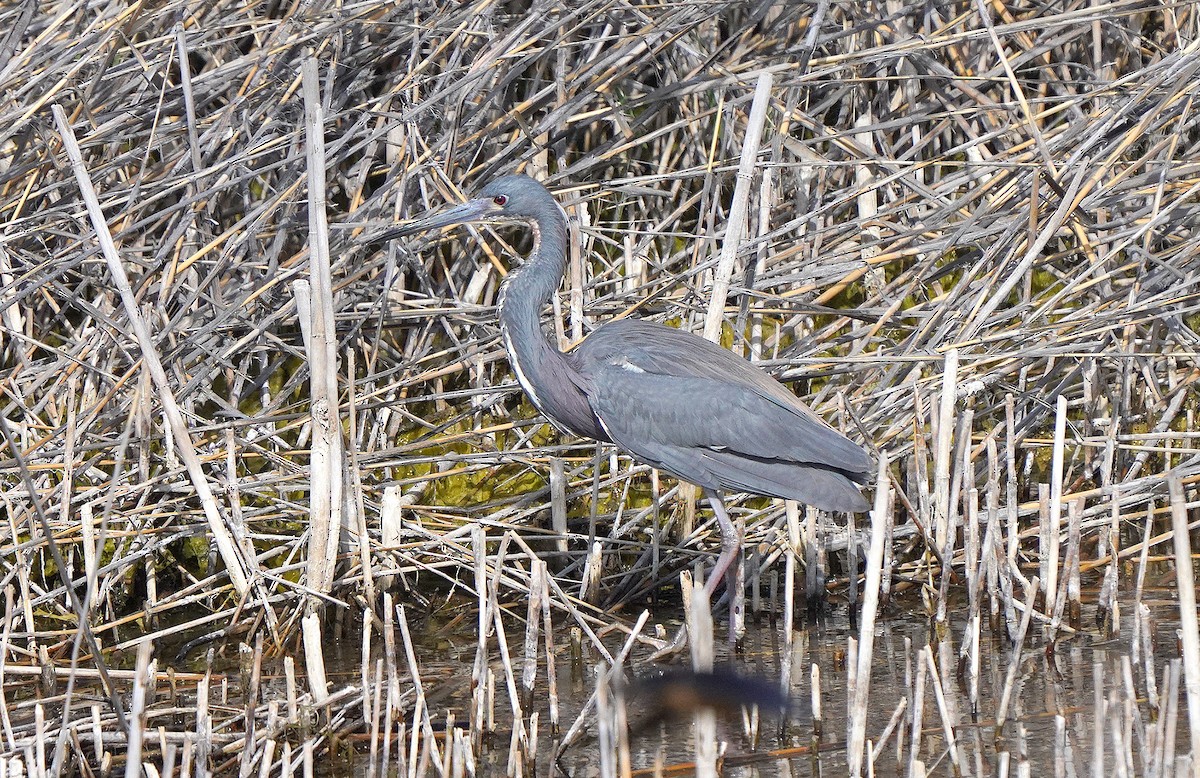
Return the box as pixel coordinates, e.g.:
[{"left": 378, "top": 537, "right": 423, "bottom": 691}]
[{"left": 493, "top": 195, "right": 508, "bottom": 206}]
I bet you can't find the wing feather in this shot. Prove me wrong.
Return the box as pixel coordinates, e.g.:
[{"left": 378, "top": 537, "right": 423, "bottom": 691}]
[{"left": 576, "top": 319, "right": 870, "bottom": 476}]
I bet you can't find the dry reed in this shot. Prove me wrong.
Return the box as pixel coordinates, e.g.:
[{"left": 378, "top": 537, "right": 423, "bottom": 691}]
[{"left": 2, "top": 0, "right": 1200, "bottom": 775}]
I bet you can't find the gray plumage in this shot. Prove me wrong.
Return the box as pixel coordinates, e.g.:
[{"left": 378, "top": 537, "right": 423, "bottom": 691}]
[{"left": 388, "top": 174, "right": 870, "bottom": 597}]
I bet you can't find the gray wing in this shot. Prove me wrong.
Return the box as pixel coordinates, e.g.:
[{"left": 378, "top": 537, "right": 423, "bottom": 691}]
[{"left": 574, "top": 319, "right": 870, "bottom": 512}]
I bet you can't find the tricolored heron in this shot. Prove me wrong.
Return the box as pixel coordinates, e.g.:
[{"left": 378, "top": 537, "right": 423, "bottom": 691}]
[{"left": 386, "top": 175, "right": 869, "bottom": 612}]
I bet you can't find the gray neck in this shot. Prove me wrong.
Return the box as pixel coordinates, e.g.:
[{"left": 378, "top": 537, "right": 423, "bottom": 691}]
[{"left": 497, "top": 208, "right": 569, "bottom": 410}]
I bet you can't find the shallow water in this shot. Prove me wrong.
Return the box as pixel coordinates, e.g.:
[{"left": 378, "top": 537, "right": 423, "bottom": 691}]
[{"left": 342, "top": 578, "right": 1189, "bottom": 776}]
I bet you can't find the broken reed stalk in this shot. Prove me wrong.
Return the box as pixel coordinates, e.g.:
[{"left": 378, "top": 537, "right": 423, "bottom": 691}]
[
  {"left": 780, "top": 502, "right": 800, "bottom": 732},
  {"left": 702, "top": 70, "right": 773, "bottom": 342},
  {"left": 997, "top": 576, "right": 1042, "bottom": 732},
  {"left": 122, "top": 640, "right": 154, "bottom": 778},
  {"left": 847, "top": 454, "right": 890, "bottom": 777},
  {"left": 1046, "top": 394, "right": 1068, "bottom": 618},
  {"left": 688, "top": 579, "right": 718, "bottom": 778},
  {"left": 932, "top": 349, "right": 957, "bottom": 551},
  {"left": 1168, "top": 476, "right": 1200, "bottom": 760},
  {"left": 396, "top": 604, "right": 440, "bottom": 770},
  {"left": 46, "top": 105, "right": 252, "bottom": 600},
  {"left": 301, "top": 56, "right": 344, "bottom": 599},
  {"left": 594, "top": 665, "right": 616, "bottom": 778}
]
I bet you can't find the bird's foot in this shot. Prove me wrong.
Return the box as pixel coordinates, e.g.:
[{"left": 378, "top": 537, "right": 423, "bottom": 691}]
[{"left": 646, "top": 624, "right": 689, "bottom": 661}]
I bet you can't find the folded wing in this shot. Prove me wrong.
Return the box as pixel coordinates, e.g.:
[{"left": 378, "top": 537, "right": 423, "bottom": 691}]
[{"left": 574, "top": 319, "right": 870, "bottom": 512}]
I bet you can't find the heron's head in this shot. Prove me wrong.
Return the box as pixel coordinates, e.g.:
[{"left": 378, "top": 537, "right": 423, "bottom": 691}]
[{"left": 385, "top": 174, "right": 559, "bottom": 239}]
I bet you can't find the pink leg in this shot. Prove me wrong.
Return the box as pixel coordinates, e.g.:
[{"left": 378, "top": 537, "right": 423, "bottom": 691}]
[
  {"left": 648, "top": 489, "right": 744, "bottom": 660},
  {"left": 702, "top": 489, "right": 742, "bottom": 597}
]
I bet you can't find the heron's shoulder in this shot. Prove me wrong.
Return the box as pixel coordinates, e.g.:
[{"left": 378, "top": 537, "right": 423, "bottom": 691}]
[
  {"left": 578, "top": 318, "right": 831, "bottom": 416},
  {"left": 575, "top": 320, "right": 719, "bottom": 370},
  {"left": 578, "top": 319, "right": 773, "bottom": 381},
  {"left": 581, "top": 318, "right": 726, "bottom": 354}
]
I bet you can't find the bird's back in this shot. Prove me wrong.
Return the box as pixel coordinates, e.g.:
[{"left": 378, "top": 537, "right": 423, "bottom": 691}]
[{"left": 572, "top": 318, "right": 870, "bottom": 512}]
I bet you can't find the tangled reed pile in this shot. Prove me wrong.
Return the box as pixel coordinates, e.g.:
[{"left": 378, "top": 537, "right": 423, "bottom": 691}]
[{"left": 1, "top": 0, "right": 1199, "bottom": 774}]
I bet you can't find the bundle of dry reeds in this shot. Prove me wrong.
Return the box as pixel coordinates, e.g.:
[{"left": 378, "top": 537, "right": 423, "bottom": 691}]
[{"left": 2, "top": 0, "right": 1199, "bottom": 774}]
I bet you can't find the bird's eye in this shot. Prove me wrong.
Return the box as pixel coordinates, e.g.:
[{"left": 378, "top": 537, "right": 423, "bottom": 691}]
[{"left": 492, "top": 195, "right": 508, "bottom": 206}]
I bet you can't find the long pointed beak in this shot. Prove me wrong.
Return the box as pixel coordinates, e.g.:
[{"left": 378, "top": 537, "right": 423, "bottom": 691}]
[{"left": 378, "top": 198, "right": 494, "bottom": 241}]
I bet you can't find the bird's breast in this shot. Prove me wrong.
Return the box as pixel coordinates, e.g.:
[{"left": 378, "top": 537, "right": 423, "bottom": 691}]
[
  {"left": 499, "top": 325, "right": 609, "bottom": 443},
  {"left": 500, "top": 324, "right": 545, "bottom": 410}
]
